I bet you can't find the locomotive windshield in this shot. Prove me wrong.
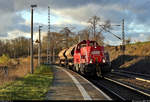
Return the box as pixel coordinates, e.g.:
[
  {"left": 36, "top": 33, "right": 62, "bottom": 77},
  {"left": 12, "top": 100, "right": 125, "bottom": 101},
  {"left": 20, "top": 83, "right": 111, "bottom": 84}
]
[
  {"left": 89, "top": 41, "right": 99, "bottom": 47},
  {"left": 76, "top": 40, "right": 99, "bottom": 49}
]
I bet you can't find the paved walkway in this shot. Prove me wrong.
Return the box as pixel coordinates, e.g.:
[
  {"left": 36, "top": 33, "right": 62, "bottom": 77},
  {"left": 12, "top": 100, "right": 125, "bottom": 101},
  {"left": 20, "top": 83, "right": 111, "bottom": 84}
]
[{"left": 46, "top": 65, "right": 112, "bottom": 100}]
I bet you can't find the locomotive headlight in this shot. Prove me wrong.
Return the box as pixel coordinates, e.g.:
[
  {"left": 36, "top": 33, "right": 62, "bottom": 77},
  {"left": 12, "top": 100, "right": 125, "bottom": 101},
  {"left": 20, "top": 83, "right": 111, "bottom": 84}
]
[
  {"left": 102, "top": 59, "right": 106, "bottom": 63},
  {"left": 90, "top": 59, "right": 93, "bottom": 63}
]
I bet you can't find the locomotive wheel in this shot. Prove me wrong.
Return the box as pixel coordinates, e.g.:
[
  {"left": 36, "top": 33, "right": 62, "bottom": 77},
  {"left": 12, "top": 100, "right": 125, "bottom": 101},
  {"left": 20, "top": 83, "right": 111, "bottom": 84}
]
[
  {"left": 80, "top": 64, "right": 85, "bottom": 75},
  {"left": 96, "top": 71, "right": 102, "bottom": 78},
  {"left": 96, "top": 64, "right": 103, "bottom": 78},
  {"left": 72, "top": 65, "right": 76, "bottom": 71},
  {"left": 59, "top": 60, "right": 62, "bottom": 66},
  {"left": 75, "top": 64, "right": 79, "bottom": 72},
  {"left": 78, "top": 64, "right": 82, "bottom": 74},
  {"left": 66, "top": 65, "right": 69, "bottom": 69},
  {"left": 74, "top": 64, "right": 77, "bottom": 72}
]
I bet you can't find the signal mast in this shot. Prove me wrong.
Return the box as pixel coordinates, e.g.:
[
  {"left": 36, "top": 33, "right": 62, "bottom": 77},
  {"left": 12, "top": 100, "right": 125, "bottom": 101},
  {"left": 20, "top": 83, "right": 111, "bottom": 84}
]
[{"left": 47, "top": 6, "right": 51, "bottom": 64}]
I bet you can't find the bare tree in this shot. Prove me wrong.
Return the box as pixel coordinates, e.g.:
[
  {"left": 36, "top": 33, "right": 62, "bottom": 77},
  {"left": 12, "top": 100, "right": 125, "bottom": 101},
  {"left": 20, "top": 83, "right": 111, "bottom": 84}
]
[
  {"left": 60, "top": 27, "right": 71, "bottom": 48},
  {"left": 95, "top": 32, "right": 105, "bottom": 45},
  {"left": 59, "top": 27, "right": 77, "bottom": 48},
  {"left": 78, "top": 28, "right": 90, "bottom": 42},
  {"left": 0, "top": 37, "right": 30, "bottom": 58},
  {"left": 101, "top": 20, "right": 112, "bottom": 31},
  {"left": 88, "top": 16, "right": 100, "bottom": 40},
  {"left": 88, "top": 15, "right": 112, "bottom": 45}
]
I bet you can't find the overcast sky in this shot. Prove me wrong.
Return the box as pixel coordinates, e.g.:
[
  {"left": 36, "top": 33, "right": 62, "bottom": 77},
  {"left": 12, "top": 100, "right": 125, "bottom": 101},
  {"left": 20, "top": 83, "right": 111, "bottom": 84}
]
[{"left": 0, "top": 0, "right": 150, "bottom": 45}]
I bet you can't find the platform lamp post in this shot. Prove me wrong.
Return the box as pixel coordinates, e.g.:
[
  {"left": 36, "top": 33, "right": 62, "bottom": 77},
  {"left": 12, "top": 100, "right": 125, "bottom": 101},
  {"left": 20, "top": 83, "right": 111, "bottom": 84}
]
[{"left": 30, "top": 4, "right": 37, "bottom": 74}]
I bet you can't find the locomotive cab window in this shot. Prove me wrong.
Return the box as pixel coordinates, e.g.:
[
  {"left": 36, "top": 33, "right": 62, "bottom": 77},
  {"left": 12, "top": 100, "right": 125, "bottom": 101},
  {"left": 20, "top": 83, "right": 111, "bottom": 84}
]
[
  {"left": 89, "top": 43, "right": 94, "bottom": 46},
  {"left": 81, "top": 44, "right": 86, "bottom": 48},
  {"left": 90, "top": 42, "right": 98, "bottom": 46},
  {"left": 76, "top": 46, "right": 81, "bottom": 52}
]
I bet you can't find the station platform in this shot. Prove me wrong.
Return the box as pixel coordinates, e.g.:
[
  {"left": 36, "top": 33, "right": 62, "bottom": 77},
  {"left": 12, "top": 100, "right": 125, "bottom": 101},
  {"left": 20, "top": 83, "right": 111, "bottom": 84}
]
[{"left": 46, "top": 65, "right": 112, "bottom": 100}]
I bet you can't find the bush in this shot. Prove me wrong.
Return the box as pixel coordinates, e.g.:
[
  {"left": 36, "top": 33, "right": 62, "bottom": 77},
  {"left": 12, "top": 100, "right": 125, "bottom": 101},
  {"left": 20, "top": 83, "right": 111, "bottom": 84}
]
[{"left": 0, "top": 54, "right": 10, "bottom": 65}]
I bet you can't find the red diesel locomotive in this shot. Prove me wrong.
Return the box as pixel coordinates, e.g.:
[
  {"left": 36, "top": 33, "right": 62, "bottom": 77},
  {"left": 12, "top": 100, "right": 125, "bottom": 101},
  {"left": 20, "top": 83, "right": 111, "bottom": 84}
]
[{"left": 58, "top": 40, "right": 111, "bottom": 77}]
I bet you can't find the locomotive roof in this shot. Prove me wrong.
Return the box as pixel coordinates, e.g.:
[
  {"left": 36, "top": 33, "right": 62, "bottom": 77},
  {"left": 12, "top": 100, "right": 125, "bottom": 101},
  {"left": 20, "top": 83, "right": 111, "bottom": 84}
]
[{"left": 78, "top": 40, "right": 99, "bottom": 45}]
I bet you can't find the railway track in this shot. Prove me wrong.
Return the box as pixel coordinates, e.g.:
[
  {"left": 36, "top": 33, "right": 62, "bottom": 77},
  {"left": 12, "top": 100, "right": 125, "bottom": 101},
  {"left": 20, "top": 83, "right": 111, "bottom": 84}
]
[
  {"left": 60, "top": 65, "right": 150, "bottom": 100},
  {"left": 89, "top": 78, "right": 126, "bottom": 101},
  {"left": 112, "top": 70, "right": 150, "bottom": 80},
  {"left": 110, "top": 70, "right": 150, "bottom": 86},
  {"left": 104, "top": 71, "right": 150, "bottom": 97},
  {"left": 89, "top": 76, "right": 150, "bottom": 100}
]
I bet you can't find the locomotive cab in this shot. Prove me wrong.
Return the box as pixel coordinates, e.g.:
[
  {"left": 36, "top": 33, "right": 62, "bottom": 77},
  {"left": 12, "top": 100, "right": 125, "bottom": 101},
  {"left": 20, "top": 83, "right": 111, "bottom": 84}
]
[{"left": 74, "top": 40, "right": 111, "bottom": 77}]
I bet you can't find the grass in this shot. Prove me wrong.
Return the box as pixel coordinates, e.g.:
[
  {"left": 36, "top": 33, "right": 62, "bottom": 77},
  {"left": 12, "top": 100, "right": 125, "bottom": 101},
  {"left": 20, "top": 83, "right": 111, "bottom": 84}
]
[
  {"left": 0, "top": 65, "right": 53, "bottom": 100},
  {"left": 0, "top": 57, "right": 38, "bottom": 85}
]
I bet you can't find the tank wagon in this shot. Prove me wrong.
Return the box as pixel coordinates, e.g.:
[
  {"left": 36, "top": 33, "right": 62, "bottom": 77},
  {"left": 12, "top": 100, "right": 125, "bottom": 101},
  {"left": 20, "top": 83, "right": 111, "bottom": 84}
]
[
  {"left": 58, "top": 48, "right": 68, "bottom": 66},
  {"left": 58, "top": 40, "right": 111, "bottom": 77}
]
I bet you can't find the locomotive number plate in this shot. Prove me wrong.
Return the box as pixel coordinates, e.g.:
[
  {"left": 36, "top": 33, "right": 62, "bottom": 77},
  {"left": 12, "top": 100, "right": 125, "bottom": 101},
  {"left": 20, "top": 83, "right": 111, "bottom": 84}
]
[{"left": 91, "top": 51, "right": 100, "bottom": 55}]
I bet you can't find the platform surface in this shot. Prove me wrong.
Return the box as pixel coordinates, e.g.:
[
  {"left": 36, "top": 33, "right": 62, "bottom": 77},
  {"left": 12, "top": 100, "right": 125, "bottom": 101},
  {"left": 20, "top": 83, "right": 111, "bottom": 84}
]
[{"left": 46, "top": 65, "right": 111, "bottom": 100}]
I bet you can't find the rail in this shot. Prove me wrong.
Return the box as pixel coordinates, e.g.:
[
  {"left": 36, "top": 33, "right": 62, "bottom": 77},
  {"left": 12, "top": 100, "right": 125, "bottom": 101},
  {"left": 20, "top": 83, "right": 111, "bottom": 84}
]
[
  {"left": 90, "top": 76, "right": 150, "bottom": 100},
  {"left": 114, "top": 69, "right": 150, "bottom": 78},
  {"left": 90, "top": 78, "right": 126, "bottom": 101},
  {"left": 112, "top": 70, "right": 150, "bottom": 82},
  {"left": 104, "top": 76, "right": 150, "bottom": 97}
]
